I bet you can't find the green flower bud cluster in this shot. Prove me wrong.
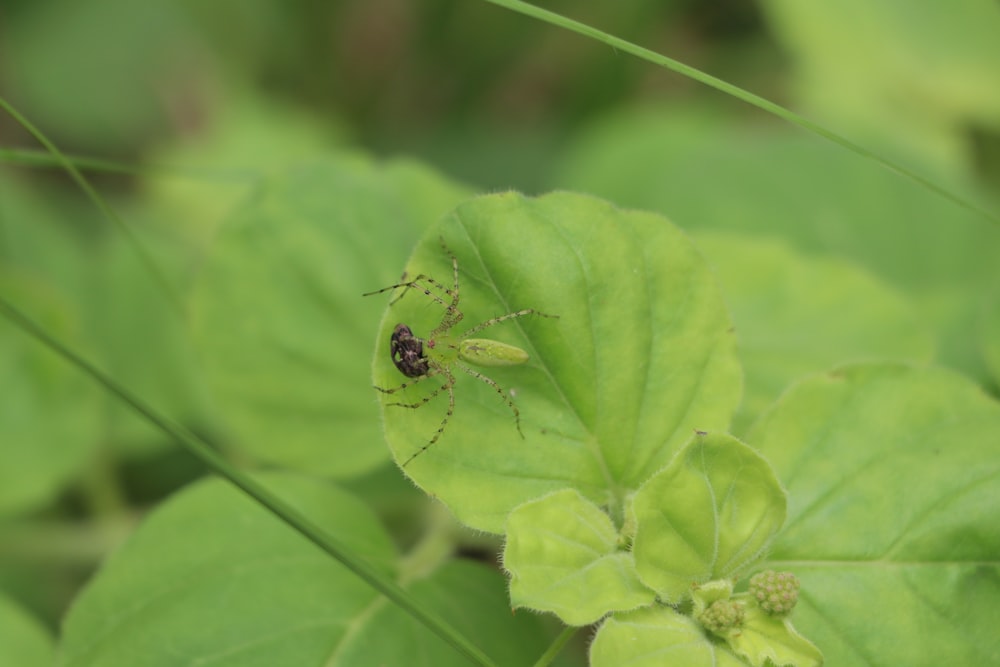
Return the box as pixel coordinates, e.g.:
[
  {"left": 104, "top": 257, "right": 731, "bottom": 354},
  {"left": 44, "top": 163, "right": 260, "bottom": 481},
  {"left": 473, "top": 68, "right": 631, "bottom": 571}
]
[
  {"left": 749, "top": 570, "right": 800, "bottom": 615},
  {"left": 698, "top": 599, "right": 745, "bottom": 635}
]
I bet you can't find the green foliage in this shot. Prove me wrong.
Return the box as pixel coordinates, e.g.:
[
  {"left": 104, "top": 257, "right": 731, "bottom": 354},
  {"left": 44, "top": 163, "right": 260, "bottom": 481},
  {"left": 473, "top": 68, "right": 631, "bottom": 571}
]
[
  {"left": 751, "top": 363, "right": 1000, "bottom": 664},
  {"left": 631, "top": 434, "right": 786, "bottom": 601},
  {"left": 693, "top": 231, "right": 935, "bottom": 433},
  {"left": 57, "top": 474, "right": 554, "bottom": 666},
  {"left": 555, "top": 104, "right": 1000, "bottom": 385},
  {"left": 371, "top": 191, "right": 741, "bottom": 532},
  {"left": 590, "top": 607, "right": 746, "bottom": 667},
  {"left": 758, "top": 0, "right": 1000, "bottom": 168},
  {"left": 0, "top": 267, "right": 100, "bottom": 513},
  {"left": 2, "top": 1, "right": 1000, "bottom": 666},
  {"left": 191, "top": 155, "right": 471, "bottom": 477}
]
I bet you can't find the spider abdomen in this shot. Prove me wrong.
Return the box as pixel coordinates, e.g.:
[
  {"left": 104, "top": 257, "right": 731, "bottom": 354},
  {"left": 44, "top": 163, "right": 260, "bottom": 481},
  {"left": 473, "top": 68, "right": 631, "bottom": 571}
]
[{"left": 459, "top": 338, "right": 529, "bottom": 367}]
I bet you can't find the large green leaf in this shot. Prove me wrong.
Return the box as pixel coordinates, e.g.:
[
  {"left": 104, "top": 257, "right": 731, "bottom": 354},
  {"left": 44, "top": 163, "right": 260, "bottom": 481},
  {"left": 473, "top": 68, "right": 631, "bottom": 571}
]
[
  {"left": 0, "top": 591, "right": 53, "bottom": 667},
  {"left": 57, "top": 474, "right": 552, "bottom": 666},
  {"left": 749, "top": 363, "right": 1000, "bottom": 665},
  {"left": 694, "top": 232, "right": 934, "bottom": 433},
  {"left": 57, "top": 475, "right": 395, "bottom": 666},
  {"left": 372, "top": 191, "right": 741, "bottom": 532},
  {"left": 191, "top": 155, "right": 471, "bottom": 477}
]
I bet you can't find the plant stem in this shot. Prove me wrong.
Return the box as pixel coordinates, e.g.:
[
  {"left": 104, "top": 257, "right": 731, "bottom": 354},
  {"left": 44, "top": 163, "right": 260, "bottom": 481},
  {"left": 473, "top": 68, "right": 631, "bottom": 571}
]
[{"left": 532, "top": 625, "right": 579, "bottom": 667}]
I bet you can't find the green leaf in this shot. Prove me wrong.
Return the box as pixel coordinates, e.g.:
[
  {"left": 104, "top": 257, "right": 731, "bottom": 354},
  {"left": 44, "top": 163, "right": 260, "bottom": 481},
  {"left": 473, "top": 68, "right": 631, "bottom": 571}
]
[
  {"left": 56, "top": 473, "right": 553, "bottom": 667},
  {"left": 373, "top": 191, "right": 741, "bottom": 532},
  {"left": 0, "top": 172, "right": 201, "bottom": 459},
  {"left": 0, "top": 592, "right": 53, "bottom": 667},
  {"left": 191, "top": 155, "right": 471, "bottom": 477},
  {"left": 694, "top": 232, "right": 934, "bottom": 433},
  {"left": 57, "top": 474, "right": 397, "bottom": 666},
  {"left": 749, "top": 363, "right": 1000, "bottom": 664},
  {"left": 728, "top": 606, "right": 823, "bottom": 667},
  {"left": 0, "top": 268, "right": 100, "bottom": 515},
  {"left": 555, "top": 106, "right": 1000, "bottom": 380},
  {"left": 142, "top": 92, "right": 345, "bottom": 245},
  {"left": 589, "top": 605, "right": 745, "bottom": 667},
  {"left": 555, "top": 105, "right": 999, "bottom": 293},
  {"left": 503, "top": 488, "right": 655, "bottom": 625},
  {"left": 331, "top": 560, "right": 559, "bottom": 667},
  {"left": 89, "top": 223, "right": 205, "bottom": 455},
  {"left": 59, "top": 478, "right": 394, "bottom": 665},
  {"left": 631, "top": 433, "right": 786, "bottom": 601}
]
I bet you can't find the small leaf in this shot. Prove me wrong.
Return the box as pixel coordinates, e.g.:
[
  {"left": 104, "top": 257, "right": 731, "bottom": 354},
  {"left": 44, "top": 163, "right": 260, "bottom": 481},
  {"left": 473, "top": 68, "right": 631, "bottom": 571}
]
[
  {"left": 690, "top": 578, "right": 736, "bottom": 616},
  {"left": 374, "top": 191, "right": 741, "bottom": 532},
  {"left": 750, "top": 363, "right": 1000, "bottom": 664},
  {"left": 728, "top": 605, "right": 823, "bottom": 667},
  {"left": 631, "top": 433, "right": 787, "bottom": 601},
  {"left": 589, "top": 605, "right": 745, "bottom": 667},
  {"left": 503, "top": 489, "right": 655, "bottom": 625}
]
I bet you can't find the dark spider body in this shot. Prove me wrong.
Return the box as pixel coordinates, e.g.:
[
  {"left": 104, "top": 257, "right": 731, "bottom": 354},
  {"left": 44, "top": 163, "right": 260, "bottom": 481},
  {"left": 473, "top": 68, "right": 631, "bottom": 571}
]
[{"left": 390, "top": 323, "right": 430, "bottom": 378}]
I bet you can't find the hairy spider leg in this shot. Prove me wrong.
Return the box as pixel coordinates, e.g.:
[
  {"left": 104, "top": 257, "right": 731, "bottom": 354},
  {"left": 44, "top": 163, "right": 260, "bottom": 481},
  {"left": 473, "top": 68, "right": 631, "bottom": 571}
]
[
  {"left": 373, "top": 365, "right": 445, "bottom": 398},
  {"left": 456, "top": 362, "right": 524, "bottom": 439},
  {"left": 459, "top": 308, "right": 559, "bottom": 339},
  {"left": 362, "top": 273, "right": 455, "bottom": 309},
  {"left": 398, "top": 368, "right": 458, "bottom": 467},
  {"left": 429, "top": 242, "right": 464, "bottom": 339}
]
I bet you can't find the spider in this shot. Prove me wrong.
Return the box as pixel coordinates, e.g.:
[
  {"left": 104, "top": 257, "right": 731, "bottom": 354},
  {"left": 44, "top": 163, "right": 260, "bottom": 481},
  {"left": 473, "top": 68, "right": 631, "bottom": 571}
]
[{"left": 363, "top": 241, "right": 558, "bottom": 466}]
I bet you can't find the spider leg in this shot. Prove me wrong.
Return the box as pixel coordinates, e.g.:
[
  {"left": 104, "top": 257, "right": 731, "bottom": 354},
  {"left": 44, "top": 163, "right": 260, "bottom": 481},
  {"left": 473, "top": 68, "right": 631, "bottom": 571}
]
[
  {"left": 430, "top": 239, "right": 464, "bottom": 338},
  {"left": 373, "top": 367, "right": 443, "bottom": 395},
  {"left": 459, "top": 308, "right": 558, "bottom": 339},
  {"left": 362, "top": 274, "right": 455, "bottom": 308},
  {"left": 456, "top": 362, "right": 523, "bottom": 439},
  {"left": 400, "top": 369, "right": 457, "bottom": 467},
  {"left": 383, "top": 374, "right": 451, "bottom": 409}
]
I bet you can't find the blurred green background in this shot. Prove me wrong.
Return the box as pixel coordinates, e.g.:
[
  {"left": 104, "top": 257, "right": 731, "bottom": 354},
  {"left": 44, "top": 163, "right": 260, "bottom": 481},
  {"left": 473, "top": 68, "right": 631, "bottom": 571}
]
[{"left": 1, "top": 0, "right": 999, "bottom": 645}]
